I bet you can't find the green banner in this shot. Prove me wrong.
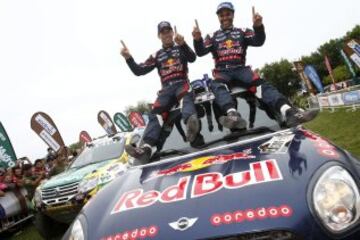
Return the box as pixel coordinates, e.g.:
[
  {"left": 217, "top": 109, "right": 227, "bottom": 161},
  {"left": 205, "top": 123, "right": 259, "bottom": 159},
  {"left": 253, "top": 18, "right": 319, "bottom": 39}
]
[
  {"left": 340, "top": 49, "right": 356, "bottom": 78},
  {"left": 113, "top": 112, "right": 133, "bottom": 132},
  {"left": 0, "top": 122, "right": 17, "bottom": 168}
]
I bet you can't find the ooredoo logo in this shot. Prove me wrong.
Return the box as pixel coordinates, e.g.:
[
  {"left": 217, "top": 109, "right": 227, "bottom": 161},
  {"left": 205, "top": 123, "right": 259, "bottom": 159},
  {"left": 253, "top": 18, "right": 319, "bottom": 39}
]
[
  {"left": 101, "top": 225, "right": 158, "bottom": 240},
  {"left": 210, "top": 205, "right": 293, "bottom": 226}
]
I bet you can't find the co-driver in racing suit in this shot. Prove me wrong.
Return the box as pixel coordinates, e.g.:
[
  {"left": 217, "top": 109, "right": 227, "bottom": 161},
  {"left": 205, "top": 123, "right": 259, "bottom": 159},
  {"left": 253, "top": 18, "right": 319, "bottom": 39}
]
[{"left": 192, "top": 2, "right": 318, "bottom": 128}]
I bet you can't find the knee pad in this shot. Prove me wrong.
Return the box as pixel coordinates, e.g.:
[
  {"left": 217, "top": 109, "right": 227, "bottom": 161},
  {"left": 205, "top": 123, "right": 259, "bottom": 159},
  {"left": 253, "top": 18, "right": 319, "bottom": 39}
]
[
  {"left": 156, "top": 114, "right": 164, "bottom": 127},
  {"left": 256, "top": 85, "right": 262, "bottom": 99}
]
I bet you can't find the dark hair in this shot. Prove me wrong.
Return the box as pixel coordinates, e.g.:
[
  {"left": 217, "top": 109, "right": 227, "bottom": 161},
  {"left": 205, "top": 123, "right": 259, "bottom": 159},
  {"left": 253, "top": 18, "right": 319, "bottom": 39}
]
[
  {"left": 12, "top": 165, "right": 23, "bottom": 175},
  {"left": 47, "top": 151, "right": 57, "bottom": 161},
  {"left": 35, "top": 159, "right": 43, "bottom": 166},
  {"left": 23, "top": 164, "right": 32, "bottom": 171}
]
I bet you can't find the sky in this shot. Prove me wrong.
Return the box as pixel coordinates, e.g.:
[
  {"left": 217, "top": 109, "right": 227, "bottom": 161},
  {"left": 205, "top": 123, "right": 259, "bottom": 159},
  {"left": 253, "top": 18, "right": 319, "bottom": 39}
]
[{"left": 0, "top": 0, "right": 359, "bottom": 161}]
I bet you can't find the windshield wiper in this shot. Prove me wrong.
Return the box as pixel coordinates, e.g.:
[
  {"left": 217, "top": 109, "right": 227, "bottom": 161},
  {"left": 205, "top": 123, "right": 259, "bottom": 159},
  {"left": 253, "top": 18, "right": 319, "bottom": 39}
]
[{"left": 200, "top": 126, "right": 275, "bottom": 149}]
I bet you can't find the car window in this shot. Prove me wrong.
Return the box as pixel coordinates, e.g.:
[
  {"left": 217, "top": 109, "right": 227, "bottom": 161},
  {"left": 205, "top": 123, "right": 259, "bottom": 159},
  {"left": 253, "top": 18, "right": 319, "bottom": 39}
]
[
  {"left": 70, "top": 138, "right": 124, "bottom": 168},
  {"left": 162, "top": 97, "right": 281, "bottom": 153}
]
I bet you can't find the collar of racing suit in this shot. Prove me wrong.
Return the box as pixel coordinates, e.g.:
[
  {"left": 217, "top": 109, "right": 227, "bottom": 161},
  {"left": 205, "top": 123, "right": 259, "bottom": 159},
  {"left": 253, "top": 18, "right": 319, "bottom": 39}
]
[
  {"left": 220, "top": 25, "right": 234, "bottom": 31},
  {"left": 162, "top": 42, "right": 175, "bottom": 50}
]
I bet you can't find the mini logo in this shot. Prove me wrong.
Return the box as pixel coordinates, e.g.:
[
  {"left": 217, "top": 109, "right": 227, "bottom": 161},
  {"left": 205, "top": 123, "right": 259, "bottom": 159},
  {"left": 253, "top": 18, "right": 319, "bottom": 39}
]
[{"left": 169, "top": 217, "right": 198, "bottom": 231}]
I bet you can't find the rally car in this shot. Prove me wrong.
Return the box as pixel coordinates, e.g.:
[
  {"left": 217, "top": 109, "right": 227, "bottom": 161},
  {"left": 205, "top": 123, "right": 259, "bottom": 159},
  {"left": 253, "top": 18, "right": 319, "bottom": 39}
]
[
  {"left": 63, "top": 83, "right": 360, "bottom": 240},
  {"left": 33, "top": 129, "right": 144, "bottom": 239}
]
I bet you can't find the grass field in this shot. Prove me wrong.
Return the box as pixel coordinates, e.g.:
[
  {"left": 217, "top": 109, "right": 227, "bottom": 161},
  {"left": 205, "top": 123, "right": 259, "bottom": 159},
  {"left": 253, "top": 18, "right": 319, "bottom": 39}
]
[
  {"left": 304, "top": 108, "right": 360, "bottom": 158},
  {"left": 9, "top": 222, "right": 43, "bottom": 240},
  {"left": 8, "top": 108, "right": 360, "bottom": 240}
]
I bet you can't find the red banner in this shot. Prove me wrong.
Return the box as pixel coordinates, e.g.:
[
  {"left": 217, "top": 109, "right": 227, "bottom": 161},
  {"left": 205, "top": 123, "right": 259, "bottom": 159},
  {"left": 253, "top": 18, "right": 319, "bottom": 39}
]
[
  {"left": 324, "top": 55, "right": 336, "bottom": 86},
  {"left": 128, "top": 111, "right": 146, "bottom": 128},
  {"left": 79, "top": 130, "right": 92, "bottom": 144}
]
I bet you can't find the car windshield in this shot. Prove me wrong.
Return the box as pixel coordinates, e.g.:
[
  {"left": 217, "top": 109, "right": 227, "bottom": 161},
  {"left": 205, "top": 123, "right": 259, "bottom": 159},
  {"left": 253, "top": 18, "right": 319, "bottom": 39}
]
[
  {"left": 70, "top": 138, "right": 124, "bottom": 168},
  {"left": 160, "top": 94, "right": 281, "bottom": 157}
]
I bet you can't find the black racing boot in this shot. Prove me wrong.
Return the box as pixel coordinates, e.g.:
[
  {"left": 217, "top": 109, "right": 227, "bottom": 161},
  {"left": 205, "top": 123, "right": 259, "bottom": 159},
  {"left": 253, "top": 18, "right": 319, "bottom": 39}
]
[
  {"left": 186, "top": 114, "right": 200, "bottom": 143},
  {"left": 125, "top": 144, "right": 152, "bottom": 165},
  {"left": 219, "top": 111, "right": 247, "bottom": 130},
  {"left": 285, "top": 108, "right": 319, "bottom": 127}
]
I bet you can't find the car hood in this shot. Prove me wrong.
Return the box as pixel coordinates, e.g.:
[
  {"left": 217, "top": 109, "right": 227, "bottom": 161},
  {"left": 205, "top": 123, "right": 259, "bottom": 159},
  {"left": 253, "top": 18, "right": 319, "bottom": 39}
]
[
  {"left": 81, "top": 128, "right": 355, "bottom": 240},
  {"left": 42, "top": 160, "right": 114, "bottom": 189}
]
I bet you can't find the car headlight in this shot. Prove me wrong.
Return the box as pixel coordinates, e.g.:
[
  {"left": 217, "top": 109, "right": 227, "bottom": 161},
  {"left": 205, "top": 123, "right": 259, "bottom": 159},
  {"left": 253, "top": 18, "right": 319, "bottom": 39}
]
[
  {"left": 312, "top": 165, "right": 360, "bottom": 233},
  {"left": 34, "top": 188, "right": 42, "bottom": 208},
  {"left": 78, "top": 177, "right": 99, "bottom": 194},
  {"left": 69, "top": 219, "right": 85, "bottom": 240}
]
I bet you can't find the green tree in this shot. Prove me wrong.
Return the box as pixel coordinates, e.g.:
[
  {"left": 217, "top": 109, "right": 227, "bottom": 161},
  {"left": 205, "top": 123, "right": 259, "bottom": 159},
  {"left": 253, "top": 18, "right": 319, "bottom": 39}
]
[
  {"left": 124, "top": 100, "right": 151, "bottom": 115},
  {"left": 318, "top": 39, "right": 343, "bottom": 68},
  {"left": 299, "top": 25, "right": 360, "bottom": 81},
  {"left": 260, "top": 59, "right": 301, "bottom": 97},
  {"left": 345, "top": 25, "right": 360, "bottom": 40},
  {"left": 323, "top": 65, "right": 352, "bottom": 85},
  {"left": 69, "top": 142, "right": 82, "bottom": 151}
]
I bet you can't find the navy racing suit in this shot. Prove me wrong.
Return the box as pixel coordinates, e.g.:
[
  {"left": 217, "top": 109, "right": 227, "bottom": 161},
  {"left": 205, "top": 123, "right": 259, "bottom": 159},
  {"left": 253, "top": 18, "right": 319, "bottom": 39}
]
[
  {"left": 194, "top": 25, "right": 289, "bottom": 116},
  {"left": 126, "top": 43, "right": 197, "bottom": 147}
]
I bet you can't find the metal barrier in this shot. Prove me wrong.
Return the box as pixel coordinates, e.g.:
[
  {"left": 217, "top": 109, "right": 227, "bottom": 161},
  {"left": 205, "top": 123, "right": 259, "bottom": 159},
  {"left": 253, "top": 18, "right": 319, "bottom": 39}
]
[{"left": 307, "top": 85, "right": 360, "bottom": 112}]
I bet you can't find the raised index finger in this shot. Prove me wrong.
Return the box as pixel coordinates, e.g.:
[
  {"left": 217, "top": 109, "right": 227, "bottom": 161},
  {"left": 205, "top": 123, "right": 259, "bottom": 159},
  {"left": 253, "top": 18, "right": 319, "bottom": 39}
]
[
  {"left": 195, "top": 19, "right": 199, "bottom": 28},
  {"left": 252, "top": 6, "right": 255, "bottom": 17},
  {"left": 174, "top": 25, "right": 177, "bottom": 35},
  {"left": 120, "top": 40, "right": 127, "bottom": 48}
]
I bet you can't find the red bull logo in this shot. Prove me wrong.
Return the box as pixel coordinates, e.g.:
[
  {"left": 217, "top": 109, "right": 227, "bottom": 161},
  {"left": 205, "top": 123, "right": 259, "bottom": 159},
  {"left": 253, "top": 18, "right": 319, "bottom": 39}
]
[
  {"left": 167, "top": 58, "right": 175, "bottom": 65},
  {"left": 162, "top": 58, "right": 179, "bottom": 68},
  {"left": 111, "top": 159, "right": 282, "bottom": 215},
  {"left": 147, "top": 151, "right": 255, "bottom": 181},
  {"left": 225, "top": 39, "right": 233, "bottom": 49},
  {"left": 219, "top": 39, "right": 240, "bottom": 49}
]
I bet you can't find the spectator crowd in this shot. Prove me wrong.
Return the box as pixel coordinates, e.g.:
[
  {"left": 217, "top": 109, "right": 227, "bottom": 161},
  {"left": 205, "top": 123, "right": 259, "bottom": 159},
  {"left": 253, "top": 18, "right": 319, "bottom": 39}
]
[{"left": 0, "top": 146, "right": 78, "bottom": 200}]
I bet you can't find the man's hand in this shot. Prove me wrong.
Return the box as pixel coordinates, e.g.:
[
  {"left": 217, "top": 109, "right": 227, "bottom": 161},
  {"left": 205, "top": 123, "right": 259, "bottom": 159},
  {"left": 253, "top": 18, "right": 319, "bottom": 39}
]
[
  {"left": 192, "top": 19, "right": 202, "bottom": 41},
  {"left": 252, "top": 6, "right": 263, "bottom": 27},
  {"left": 174, "top": 26, "right": 185, "bottom": 46},
  {"left": 120, "top": 40, "right": 131, "bottom": 59}
]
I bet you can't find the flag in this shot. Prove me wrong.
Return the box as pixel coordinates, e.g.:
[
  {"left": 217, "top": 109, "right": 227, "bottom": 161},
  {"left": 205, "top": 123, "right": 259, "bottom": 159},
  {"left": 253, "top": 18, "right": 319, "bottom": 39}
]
[
  {"left": 128, "top": 111, "right": 146, "bottom": 128},
  {"left": 79, "top": 131, "right": 92, "bottom": 144},
  {"left": 98, "top": 110, "right": 117, "bottom": 135},
  {"left": 113, "top": 112, "right": 133, "bottom": 132},
  {"left": 344, "top": 39, "right": 360, "bottom": 69},
  {"left": 0, "top": 122, "right": 17, "bottom": 168},
  {"left": 340, "top": 49, "right": 356, "bottom": 78},
  {"left": 30, "top": 112, "right": 65, "bottom": 152},
  {"left": 324, "top": 55, "right": 336, "bottom": 86},
  {"left": 304, "top": 65, "right": 324, "bottom": 93}
]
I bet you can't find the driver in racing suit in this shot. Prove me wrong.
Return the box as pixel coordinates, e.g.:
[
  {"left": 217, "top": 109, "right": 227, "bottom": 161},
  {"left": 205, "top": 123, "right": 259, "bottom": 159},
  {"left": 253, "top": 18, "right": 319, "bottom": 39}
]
[
  {"left": 192, "top": 2, "right": 318, "bottom": 128},
  {"left": 120, "top": 21, "right": 201, "bottom": 164}
]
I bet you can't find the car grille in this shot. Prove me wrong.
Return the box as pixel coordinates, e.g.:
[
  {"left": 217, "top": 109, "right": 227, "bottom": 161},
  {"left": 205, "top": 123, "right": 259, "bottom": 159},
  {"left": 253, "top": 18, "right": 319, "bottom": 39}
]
[
  {"left": 210, "top": 230, "right": 302, "bottom": 240},
  {"left": 41, "top": 181, "right": 79, "bottom": 206}
]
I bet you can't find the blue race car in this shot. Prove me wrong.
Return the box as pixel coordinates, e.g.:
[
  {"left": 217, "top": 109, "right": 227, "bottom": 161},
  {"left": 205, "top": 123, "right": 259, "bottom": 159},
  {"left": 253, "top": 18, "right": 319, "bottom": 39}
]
[{"left": 63, "top": 86, "right": 360, "bottom": 240}]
